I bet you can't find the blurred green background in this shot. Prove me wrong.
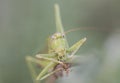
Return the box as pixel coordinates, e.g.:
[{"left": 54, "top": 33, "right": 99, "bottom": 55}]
[{"left": 0, "top": 0, "right": 120, "bottom": 83}]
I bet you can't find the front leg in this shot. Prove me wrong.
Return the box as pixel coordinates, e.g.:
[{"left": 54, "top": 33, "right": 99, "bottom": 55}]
[
  {"left": 26, "top": 54, "right": 63, "bottom": 82},
  {"left": 36, "top": 63, "right": 63, "bottom": 80},
  {"left": 26, "top": 56, "right": 44, "bottom": 83},
  {"left": 36, "top": 54, "right": 64, "bottom": 65},
  {"left": 36, "top": 62, "right": 55, "bottom": 80},
  {"left": 68, "top": 38, "right": 86, "bottom": 57}
]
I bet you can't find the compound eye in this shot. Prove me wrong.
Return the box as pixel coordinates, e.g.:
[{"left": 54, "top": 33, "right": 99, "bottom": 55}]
[{"left": 51, "top": 35, "right": 56, "bottom": 39}]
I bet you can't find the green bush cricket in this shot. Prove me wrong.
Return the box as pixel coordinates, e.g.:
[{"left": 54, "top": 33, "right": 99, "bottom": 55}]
[{"left": 26, "top": 4, "right": 86, "bottom": 83}]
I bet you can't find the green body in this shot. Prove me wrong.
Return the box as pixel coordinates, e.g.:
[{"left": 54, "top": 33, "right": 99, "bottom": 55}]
[
  {"left": 26, "top": 4, "right": 86, "bottom": 83},
  {"left": 48, "top": 32, "right": 68, "bottom": 61}
]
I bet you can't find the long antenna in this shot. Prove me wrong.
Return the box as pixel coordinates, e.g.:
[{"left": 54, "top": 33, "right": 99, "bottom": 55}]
[
  {"left": 54, "top": 4, "right": 64, "bottom": 33},
  {"left": 65, "top": 27, "right": 120, "bottom": 34}
]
